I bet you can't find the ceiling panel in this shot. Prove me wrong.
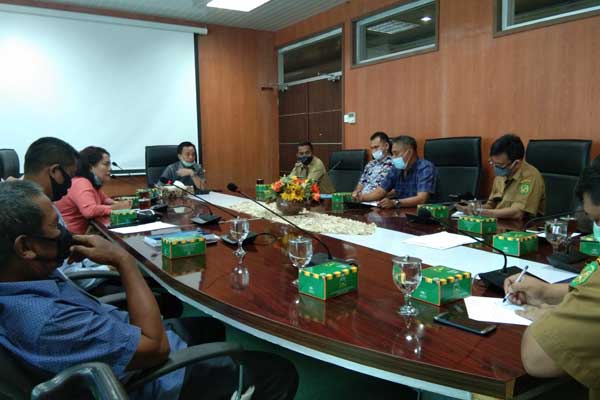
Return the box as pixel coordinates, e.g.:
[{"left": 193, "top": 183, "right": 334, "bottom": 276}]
[{"left": 31, "top": 0, "right": 347, "bottom": 31}]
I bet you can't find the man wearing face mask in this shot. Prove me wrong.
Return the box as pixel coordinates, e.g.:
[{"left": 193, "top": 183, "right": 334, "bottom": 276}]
[
  {"left": 368, "top": 136, "right": 436, "bottom": 208},
  {"left": 457, "top": 134, "right": 545, "bottom": 220},
  {"left": 159, "top": 141, "right": 206, "bottom": 190},
  {"left": 501, "top": 165, "right": 600, "bottom": 399},
  {"left": 351, "top": 131, "right": 394, "bottom": 201},
  {"left": 288, "top": 142, "right": 334, "bottom": 194}
]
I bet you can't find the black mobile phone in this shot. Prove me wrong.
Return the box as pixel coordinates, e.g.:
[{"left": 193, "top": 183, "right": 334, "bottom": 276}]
[{"left": 434, "top": 311, "right": 497, "bottom": 336}]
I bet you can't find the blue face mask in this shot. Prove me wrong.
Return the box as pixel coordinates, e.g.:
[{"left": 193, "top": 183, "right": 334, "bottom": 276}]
[
  {"left": 493, "top": 166, "right": 510, "bottom": 177},
  {"left": 392, "top": 157, "right": 406, "bottom": 170},
  {"left": 92, "top": 173, "right": 103, "bottom": 187},
  {"left": 594, "top": 222, "right": 600, "bottom": 242}
]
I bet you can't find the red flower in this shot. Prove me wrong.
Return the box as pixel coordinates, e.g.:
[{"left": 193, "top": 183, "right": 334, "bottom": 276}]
[
  {"left": 272, "top": 181, "right": 283, "bottom": 192},
  {"left": 311, "top": 183, "right": 319, "bottom": 193},
  {"left": 312, "top": 192, "right": 321, "bottom": 201}
]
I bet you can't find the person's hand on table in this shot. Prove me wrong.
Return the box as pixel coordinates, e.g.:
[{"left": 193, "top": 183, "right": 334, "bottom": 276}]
[
  {"left": 455, "top": 202, "right": 469, "bottom": 214},
  {"left": 351, "top": 190, "right": 361, "bottom": 201},
  {"left": 70, "top": 234, "right": 133, "bottom": 268},
  {"left": 503, "top": 274, "right": 550, "bottom": 306},
  {"left": 515, "top": 304, "right": 555, "bottom": 322},
  {"left": 378, "top": 198, "right": 396, "bottom": 209},
  {"left": 111, "top": 200, "right": 132, "bottom": 210}
]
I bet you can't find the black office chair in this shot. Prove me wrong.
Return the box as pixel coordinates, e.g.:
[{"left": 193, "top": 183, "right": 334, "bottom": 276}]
[
  {"left": 328, "top": 150, "right": 368, "bottom": 192},
  {"left": 424, "top": 137, "right": 482, "bottom": 202},
  {"left": 526, "top": 139, "right": 592, "bottom": 215},
  {"left": 145, "top": 145, "right": 180, "bottom": 187},
  {"left": 0, "top": 148, "right": 20, "bottom": 179}
]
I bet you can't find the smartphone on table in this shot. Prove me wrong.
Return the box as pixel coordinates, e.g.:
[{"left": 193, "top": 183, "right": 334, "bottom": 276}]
[{"left": 434, "top": 311, "right": 496, "bottom": 336}]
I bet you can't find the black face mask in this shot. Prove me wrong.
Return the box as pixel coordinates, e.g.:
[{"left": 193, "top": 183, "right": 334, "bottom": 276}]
[
  {"left": 33, "top": 224, "right": 74, "bottom": 264},
  {"left": 50, "top": 166, "right": 72, "bottom": 201},
  {"left": 298, "top": 156, "right": 313, "bottom": 166}
]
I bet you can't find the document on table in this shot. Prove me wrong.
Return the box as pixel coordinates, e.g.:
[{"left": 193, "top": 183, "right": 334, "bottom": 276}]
[
  {"left": 402, "top": 231, "right": 477, "bottom": 250},
  {"left": 361, "top": 201, "right": 380, "bottom": 207},
  {"left": 110, "top": 221, "right": 177, "bottom": 234},
  {"left": 451, "top": 211, "right": 465, "bottom": 218},
  {"left": 464, "top": 296, "right": 532, "bottom": 326}
]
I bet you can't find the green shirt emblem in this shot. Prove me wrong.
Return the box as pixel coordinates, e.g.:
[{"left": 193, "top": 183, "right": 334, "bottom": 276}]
[
  {"left": 570, "top": 262, "right": 598, "bottom": 288},
  {"left": 519, "top": 182, "right": 531, "bottom": 195}
]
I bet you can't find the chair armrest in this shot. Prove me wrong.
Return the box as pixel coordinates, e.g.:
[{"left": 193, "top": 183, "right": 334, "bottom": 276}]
[
  {"left": 126, "top": 342, "right": 243, "bottom": 392},
  {"left": 31, "top": 362, "right": 128, "bottom": 400},
  {"left": 97, "top": 292, "right": 128, "bottom": 305},
  {"left": 65, "top": 270, "right": 122, "bottom": 281}
]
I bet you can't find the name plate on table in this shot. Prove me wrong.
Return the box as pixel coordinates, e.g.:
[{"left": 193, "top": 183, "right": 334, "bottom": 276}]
[
  {"left": 580, "top": 235, "right": 600, "bottom": 256},
  {"left": 493, "top": 231, "right": 538, "bottom": 257},
  {"left": 299, "top": 262, "right": 358, "bottom": 300},
  {"left": 458, "top": 216, "right": 497, "bottom": 235},
  {"left": 412, "top": 266, "right": 472, "bottom": 306}
]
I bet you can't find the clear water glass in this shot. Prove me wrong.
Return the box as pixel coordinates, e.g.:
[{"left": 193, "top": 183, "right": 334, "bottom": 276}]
[
  {"left": 467, "top": 200, "right": 482, "bottom": 216},
  {"left": 392, "top": 256, "right": 422, "bottom": 316},
  {"left": 288, "top": 236, "right": 313, "bottom": 287},
  {"left": 545, "top": 219, "right": 568, "bottom": 253},
  {"left": 230, "top": 218, "right": 250, "bottom": 258}
]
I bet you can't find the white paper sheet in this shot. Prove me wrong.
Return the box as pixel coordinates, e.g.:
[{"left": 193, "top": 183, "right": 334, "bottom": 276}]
[
  {"left": 110, "top": 221, "right": 177, "bottom": 234},
  {"left": 402, "top": 231, "right": 477, "bottom": 250},
  {"left": 464, "top": 296, "right": 532, "bottom": 326},
  {"left": 451, "top": 211, "right": 465, "bottom": 218},
  {"left": 361, "top": 201, "right": 379, "bottom": 207}
]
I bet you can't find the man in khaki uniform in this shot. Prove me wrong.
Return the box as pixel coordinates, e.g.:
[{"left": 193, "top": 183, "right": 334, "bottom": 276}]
[
  {"left": 458, "top": 134, "right": 545, "bottom": 220},
  {"left": 504, "top": 165, "right": 600, "bottom": 399},
  {"left": 288, "top": 142, "right": 335, "bottom": 194}
]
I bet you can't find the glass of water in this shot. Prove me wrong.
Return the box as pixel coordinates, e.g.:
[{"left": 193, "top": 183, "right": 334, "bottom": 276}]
[
  {"left": 392, "top": 256, "right": 423, "bottom": 316},
  {"left": 545, "top": 219, "right": 568, "bottom": 253},
  {"left": 288, "top": 236, "right": 313, "bottom": 287},
  {"left": 467, "top": 200, "right": 482, "bottom": 216},
  {"left": 230, "top": 218, "right": 250, "bottom": 258}
]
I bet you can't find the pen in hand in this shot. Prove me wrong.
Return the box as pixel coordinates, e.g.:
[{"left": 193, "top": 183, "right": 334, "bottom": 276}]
[{"left": 502, "top": 265, "right": 529, "bottom": 304}]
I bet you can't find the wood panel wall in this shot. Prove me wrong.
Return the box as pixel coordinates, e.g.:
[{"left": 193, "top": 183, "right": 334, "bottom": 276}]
[{"left": 276, "top": 0, "right": 600, "bottom": 195}]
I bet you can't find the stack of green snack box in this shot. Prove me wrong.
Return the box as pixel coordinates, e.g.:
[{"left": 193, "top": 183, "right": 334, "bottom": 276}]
[
  {"left": 256, "top": 184, "right": 273, "bottom": 202},
  {"left": 412, "top": 266, "right": 472, "bottom": 306},
  {"left": 580, "top": 235, "right": 600, "bottom": 256},
  {"left": 162, "top": 234, "right": 206, "bottom": 259},
  {"left": 493, "top": 231, "right": 538, "bottom": 257},
  {"left": 417, "top": 204, "right": 449, "bottom": 219},
  {"left": 332, "top": 192, "right": 352, "bottom": 212},
  {"left": 298, "top": 261, "right": 358, "bottom": 300},
  {"left": 458, "top": 215, "right": 497, "bottom": 234},
  {"left": 110, "top": 209, "right": 137, "bottom": 226}
]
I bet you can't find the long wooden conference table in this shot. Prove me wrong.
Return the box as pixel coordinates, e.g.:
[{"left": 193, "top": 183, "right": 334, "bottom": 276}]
[{"left": 95, "top": 192, "right": 582, "bottom": 400}]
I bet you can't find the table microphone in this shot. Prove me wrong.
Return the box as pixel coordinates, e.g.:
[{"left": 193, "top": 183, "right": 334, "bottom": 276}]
[
  {"left": 170, "top": 180, "right": 236, "bottom": 225},
  {"left": 227, "top": 182, "right": 338, "bottom": 265},
  {"left": 417, "top": 208, "right": 522, "bottom": 291}
]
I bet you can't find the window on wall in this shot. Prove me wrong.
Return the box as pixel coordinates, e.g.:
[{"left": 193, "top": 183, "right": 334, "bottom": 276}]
[
  {"left": 354, "top": 0, "right": 437, "bottom": 65},
  {"left": 278, "top": 28, "right": 342, "bottom": 85},
  {"left": 498, "top": 0, "right": 600, "bottom": 32}
]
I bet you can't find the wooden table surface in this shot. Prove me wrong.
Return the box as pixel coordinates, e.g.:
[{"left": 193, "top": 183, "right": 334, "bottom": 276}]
[{"left": 96, "top": 197, "right": 580, "bottom": 399}]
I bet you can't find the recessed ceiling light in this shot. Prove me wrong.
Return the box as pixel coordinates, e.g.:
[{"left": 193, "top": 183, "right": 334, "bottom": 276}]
[
  {"left": 367, "top": 20, "right": 418, "bottom": 35},
  {"left": 421, "top": 16, "right": 432, "bottom": 22},
  {"left": 206, "top": 0, "right": 271, "bottom": 12}
]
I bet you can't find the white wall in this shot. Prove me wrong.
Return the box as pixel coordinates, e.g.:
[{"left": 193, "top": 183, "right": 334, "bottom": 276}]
[{"left": 0, "top": 7, "right": 198, "bottom": 170}]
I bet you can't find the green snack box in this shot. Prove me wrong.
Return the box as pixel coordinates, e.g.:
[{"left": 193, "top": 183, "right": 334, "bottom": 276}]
[
  {"left": 110, "top": 209, "right": 137, "bottom": 226},
  {"left": 115, "top": 195, "right": 139, "bottom": 208},
  {"left": 256, "top": 184, "right": 273, "bottom": 202},
  {"left": 493, "top": 231, "right": 538, "bottom": 257},
  {"left": 411, "top": 266, "right": 472, "bottom": 306},
  {"left": 580, "top": 235, "right": 600, "bottom": 256},
  {"left": 458, "top": 215, "right": 497, "bottom": 234},
  {"left": 161, "top": 234, "right": 206, "bottom": 259},
  {"left": 331, "top": 193, "right": 352, "bottom": 212},
  {"left": 298, "top": 261, "right": 358, "bottom": 300},
  {"left": 417, "top": 204, "right": 449, "bottom": 219}
]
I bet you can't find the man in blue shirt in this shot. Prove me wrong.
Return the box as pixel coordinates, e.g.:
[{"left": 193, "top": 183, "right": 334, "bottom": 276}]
[
  {"left": 0, "top": 180, "right": 298, "bottom": 399},
  {"left": 351, "top": 131, "right": 394, "bottom": 201},
  {"left": 371, "top": 136, "right": 436, "bottom": 208}
]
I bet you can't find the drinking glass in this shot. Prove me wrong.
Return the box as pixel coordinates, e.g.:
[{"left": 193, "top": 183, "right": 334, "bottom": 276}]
[
  {"left": 230, "top": 218, "right": 250, "bottom": 258},
  {"left": 288, "top": 236, "right": 313, "bottom": 287},
  {"left": 392, "top": 256, "right": 423, "bottom": 316},
  {"left": 467, "top": 200, "right": 482, "bottom": 216},
  {"left": 545, "top": 219, "right": 568, "bottom": 253}
]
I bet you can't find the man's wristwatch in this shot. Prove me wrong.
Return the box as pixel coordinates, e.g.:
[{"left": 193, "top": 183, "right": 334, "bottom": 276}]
[{"left": 394, "top": 199, "right": 401, "bottom": 208}]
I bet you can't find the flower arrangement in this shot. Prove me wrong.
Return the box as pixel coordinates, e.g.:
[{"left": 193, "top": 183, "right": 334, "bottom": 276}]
[{"left": 267, "top": 175, "right": 320, "bottom": 202}]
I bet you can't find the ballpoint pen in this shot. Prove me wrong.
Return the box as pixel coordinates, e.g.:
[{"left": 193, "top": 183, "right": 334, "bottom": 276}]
[{"left": 502, "top": 265, "right": 529, "bottom": 303}]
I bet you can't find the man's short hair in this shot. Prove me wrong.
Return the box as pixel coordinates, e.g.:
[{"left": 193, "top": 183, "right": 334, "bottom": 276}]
[
  {"left": 177, "top": 141, "right": 196, "bottom": 155},
  {"left": 369, "top": 131, "right": 390, "bottom": 144},
  {"left": 575, "top": 165, "right": 600, "bottom": 205},
  {"left": 391, "top": 135, "right": 417, "bottom": 152},
  {"left": 490, "top": 134, "right": 525, "bottom": 162},
  {"left": 298, "top": 142, "right": 313, "bottom": 151},
  {"left": 0, "top": 181, "right": 45, "bottom": 265},
  {"left": 24, "top": 137, "right": 79, "bottom": 175}
]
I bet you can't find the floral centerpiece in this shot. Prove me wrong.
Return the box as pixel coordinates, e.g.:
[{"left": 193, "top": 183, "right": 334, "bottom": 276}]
[{"left": 266, "top": 176, "right": 320, "bottom": 215}]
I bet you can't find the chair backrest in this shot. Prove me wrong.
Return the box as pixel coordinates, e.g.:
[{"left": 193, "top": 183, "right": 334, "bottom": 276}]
[
  {"left": 0, "top": 346, "right": 45, "bottom": 399},
  {"left": 526, "top": 139, "right": 592, "bottom": 215},
  {"left": 328, "top": 150, "right": 368, "bottom": 192},
  {"left": 0, "top": 149, "right": 20, "bottom": 179},
  {"left": 424, "top": 137, "right": 482, "bottom": 202},
  {"left": 145, "top": 145, "right": 180, "bottom": 187}
]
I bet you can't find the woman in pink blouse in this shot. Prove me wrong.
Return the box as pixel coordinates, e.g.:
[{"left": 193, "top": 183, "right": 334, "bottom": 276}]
[{"left": 56, "top": 146, "right": 131, "bottom": 234}]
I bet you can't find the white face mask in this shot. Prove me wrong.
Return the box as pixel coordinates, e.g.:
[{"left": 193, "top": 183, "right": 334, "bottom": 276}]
[{"left": 372, "top": 150, "right": 384, "bottom": 161}]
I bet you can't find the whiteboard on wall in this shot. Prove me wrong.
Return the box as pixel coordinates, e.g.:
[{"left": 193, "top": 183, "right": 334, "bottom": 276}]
[{"left": 0, "top": 7, "right": 199, "bottom": 171}]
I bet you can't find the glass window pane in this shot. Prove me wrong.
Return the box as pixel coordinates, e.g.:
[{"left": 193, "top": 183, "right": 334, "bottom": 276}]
[
  {"left": 503, "top": 0, "right": 600, "bottom": 30},
  {"left": 282, "top": 35, "right": 341, "bottom": 83},
  {"left": 355, "top": 0, "right": 437, "bottom": 65}
]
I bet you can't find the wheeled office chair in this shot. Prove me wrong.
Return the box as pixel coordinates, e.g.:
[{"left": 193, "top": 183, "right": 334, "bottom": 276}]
[
  {"left": 526, "top": 139, "right": 592, "bottom": 215},
  {"left": 424, "top": 137, "right": 482, "bottom": 202},
  {"left": 145, "top": 145, "right": 180, "bottom": 187},
  {"left": 0, "top": 148, "right": 20, "bottom": 179},
  {"left": 328, "top": 150, "right": 368, "bottom": 192}
]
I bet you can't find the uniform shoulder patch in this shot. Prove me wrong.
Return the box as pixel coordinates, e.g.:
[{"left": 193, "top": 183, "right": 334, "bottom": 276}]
[
  {"left": 519, "top": 181, "right": 531, "bottom": 195},
  {"left": 570, "top": 262, "right": 598, "bottom": 288}
]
